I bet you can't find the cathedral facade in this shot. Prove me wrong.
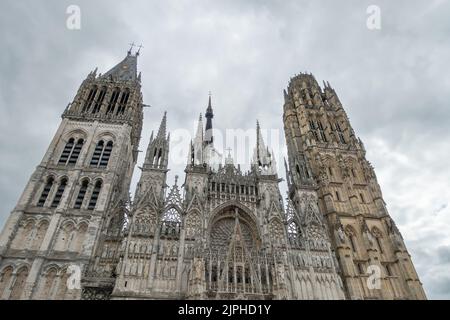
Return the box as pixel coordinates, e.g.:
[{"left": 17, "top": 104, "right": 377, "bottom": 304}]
[{"left": 0, "top": 51, "right": 426, "bottom": 300}]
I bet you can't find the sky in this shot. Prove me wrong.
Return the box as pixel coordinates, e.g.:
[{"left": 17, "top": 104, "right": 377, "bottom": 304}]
[{"left": 0, "top": 0, "right": 449, "bottom": 299}]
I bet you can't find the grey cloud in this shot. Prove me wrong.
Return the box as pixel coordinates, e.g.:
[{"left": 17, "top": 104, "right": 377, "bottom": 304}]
[{"left": 437, "top": 246, "right": 450, "bottom": 264}]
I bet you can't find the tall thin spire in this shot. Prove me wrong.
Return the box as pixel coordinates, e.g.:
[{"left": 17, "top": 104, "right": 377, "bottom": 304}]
[
  {"left": 195, "top": 113, "right": 203, "bottom": 141},
  {"left": 207, "top": 92, "right": 213, "bottom": 113},
  {"left": 192, "top": 114, "right": 204, "bottom": 165},
  {"left": 205, "top": 92, "right": 214, "bottom": 145},
  {"left": 255, "top": 120, "right": 267, "bottom": 163},
  {"left": 157, "top": 111, "right": 167, "bottom": 139}
]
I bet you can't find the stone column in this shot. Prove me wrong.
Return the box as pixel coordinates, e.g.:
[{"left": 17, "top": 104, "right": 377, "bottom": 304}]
[
  {"left": 175, "top": 226, "right": 186, "bottom": 293},
  {"left": 21, "top": 257, "right": 45, "bottom": 299},
  {"left": 81, "top": 215, "right": 103, "bottom": 257},
  {"left": 147, "top": 220, "right": 162, "bottom": 289}
]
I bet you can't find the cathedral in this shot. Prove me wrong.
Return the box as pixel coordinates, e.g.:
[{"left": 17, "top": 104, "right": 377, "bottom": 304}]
[{"left": 0, "top": 50, "right": 426, "bottom": 300}]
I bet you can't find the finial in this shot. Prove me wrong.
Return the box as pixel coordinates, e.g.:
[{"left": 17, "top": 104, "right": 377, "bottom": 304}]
[
  {"left": 175, "top": 175, "right": 179, "bottom": 185},
  {"left": 136, "top": 44, "right": 144, "bottom": 56},
  {"left": 128, "top": 42, "right": 135, "bottom": 55}
]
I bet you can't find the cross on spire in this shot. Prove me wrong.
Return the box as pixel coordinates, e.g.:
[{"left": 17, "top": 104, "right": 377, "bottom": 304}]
[
  {"left": 128, "top": 43, "right": 143, "bottom": 55},
  {"left": 128, "top": 42, "right": 135, "bottom": 54},
  {"left": 136, "top": 44, "right": 144, "bottom": 55}
]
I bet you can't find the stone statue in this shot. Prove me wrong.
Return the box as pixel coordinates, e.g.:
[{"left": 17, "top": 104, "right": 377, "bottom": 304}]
[{"left": 193, "top": 257, "right": 204, "bottom": 280}]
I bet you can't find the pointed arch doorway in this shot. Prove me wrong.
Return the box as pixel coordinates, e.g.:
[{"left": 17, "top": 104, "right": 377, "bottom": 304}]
[{"left": 205, "top": 205, "right": 273, "bottom": 299}]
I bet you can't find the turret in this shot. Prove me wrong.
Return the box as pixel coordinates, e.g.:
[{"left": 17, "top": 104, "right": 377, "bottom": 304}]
[{"left": 143, "top": 112, "right": 170, "bottom": 170}]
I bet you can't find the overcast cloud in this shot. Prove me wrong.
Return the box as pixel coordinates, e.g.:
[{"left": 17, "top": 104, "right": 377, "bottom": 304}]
[{"left": 0, "top": 0, "right": 449, "bottom": 299}]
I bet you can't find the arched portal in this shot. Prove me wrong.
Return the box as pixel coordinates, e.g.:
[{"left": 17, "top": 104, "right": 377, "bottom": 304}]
[{"left": 203, "top": 205, "right": 273, "bottom": 299}]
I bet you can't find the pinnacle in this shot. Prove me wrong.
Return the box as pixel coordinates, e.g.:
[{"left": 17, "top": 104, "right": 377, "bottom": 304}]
[{"left": 156, "top": 111, "right": 167, "bottom": 139}]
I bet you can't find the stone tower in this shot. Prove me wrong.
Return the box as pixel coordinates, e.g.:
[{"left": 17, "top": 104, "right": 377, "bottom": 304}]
[
  {"left": 0, "top": 50, "right": 144, "bottom": 300},
  {"left": 282, "top": 73, "right": 426, "bottom": 299}
]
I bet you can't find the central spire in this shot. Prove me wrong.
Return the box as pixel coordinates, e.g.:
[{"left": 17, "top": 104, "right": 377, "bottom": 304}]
[{"left": 204, "top": 92, "right": 214, "bottom": 145}]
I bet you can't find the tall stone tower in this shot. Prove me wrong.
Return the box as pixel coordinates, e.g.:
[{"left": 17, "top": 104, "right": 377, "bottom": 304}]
[
  {"left": 0, "top": 50, "right": 144, "bottom": 300},
  {"left": 283, "top": 73, "right": 426, "bottom": 299}
]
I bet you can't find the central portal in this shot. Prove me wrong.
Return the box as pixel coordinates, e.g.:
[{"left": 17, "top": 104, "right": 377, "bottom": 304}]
[{"left": 204, "top": 205, "right": 273, "bottom": 299}]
